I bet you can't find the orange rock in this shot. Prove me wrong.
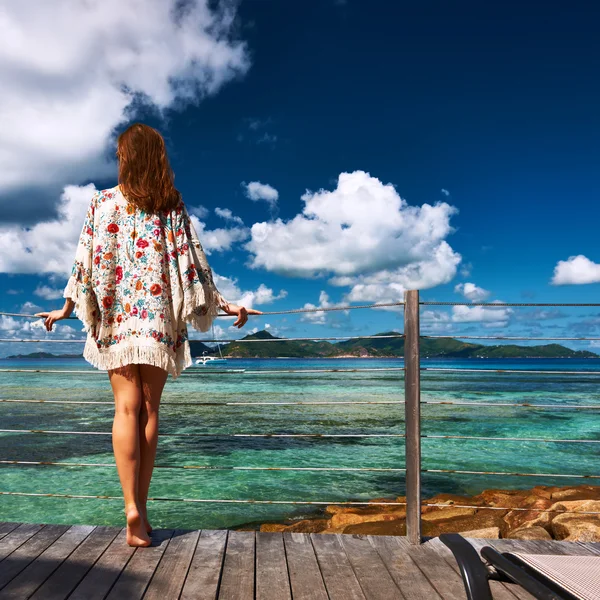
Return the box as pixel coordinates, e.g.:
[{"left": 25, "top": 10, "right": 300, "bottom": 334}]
[
  {"left": 550, "top": 486, "right": 600, "bottom": 502},
  {"left": 552, "top": 514, "right": 600, "bottom": 542},
  {"left": 502, "top": 496, "right": 554, "bottom": 533},
  {"left": 507, "top": 526, "right": 552, "bottom": 541},
  {"left": 260, "top": 519, "right": 329, "bottom": 533},
  {"left": 460, "top": 527, "right": 500, "bottom": 539},
  {"left": 422, "top": 507, "right": 477, "bottom": 522},
  {"left": 329, "top": 506, "right": 407, "bottom": 529}
]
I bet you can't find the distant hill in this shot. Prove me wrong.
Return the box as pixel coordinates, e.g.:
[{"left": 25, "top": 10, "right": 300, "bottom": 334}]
[
  {"left": 203, "top": 330, "right": 599, "bottom": 359},
  {"left": 4, "top": 352, "right": 83, "bottom": 359}
]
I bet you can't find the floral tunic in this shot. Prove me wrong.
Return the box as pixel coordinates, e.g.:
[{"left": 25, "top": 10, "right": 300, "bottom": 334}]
[{"left": 63, "top": 185, "right": 229, "bottom": 379}]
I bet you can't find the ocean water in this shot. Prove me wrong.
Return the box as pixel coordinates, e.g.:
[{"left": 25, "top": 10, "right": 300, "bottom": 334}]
[{"left": 0, "top": 357, "right": 599, "bottom": 530}]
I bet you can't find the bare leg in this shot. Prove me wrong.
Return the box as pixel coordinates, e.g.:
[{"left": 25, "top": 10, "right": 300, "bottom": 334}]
[
  {"left": 108, "top": 364, "right": 150, "bottom": 547},
  {"left": 138, "top": 364, "right": 168, "bottom": 533}
]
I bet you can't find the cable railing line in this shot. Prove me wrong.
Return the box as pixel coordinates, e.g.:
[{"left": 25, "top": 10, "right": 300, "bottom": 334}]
[
  {"left": 422, "top": 334, "right": 600, "bottom": 341},
  {"left": 4, "top": 301, "right": 600, "bottom": 323},
  {"left": 4, "top": 398, "right": 600, "bottom": 410},
  {"left": 0, "top": 300, "right": 406, "bottom": 322},
  {"left": 2, "top": 491, "right": 600, "bottom": 517},
  {"left": 420, "top": 503, "right": 600, "bottom": 516},
  {"left": 0, "top": 398, "right": 406, "bottom": 406},
  {"left": 4, "top": 366, "right": 600, "bottom": 376},
  {"left": 422, "top": 367, "right": 600, "bottom": 375},
  {"left": 422, "top": 400, "right": 600, "bottom": 410},
  {"left": 5, "top": 333, "right": 600, "bottom": 343},
  {"left": 0, "top": 334, "right": 405, "bottom": 344},
  {"left": 0, "top": 429, "right": 406, "bottom": 438},
  {"left": 422, "top": 468, "right": 600, "bottom": 479},
  {"left": 3, "top": 460, "right": 595, "bottom": 480},
  {"left": 420, "top": 301, "right": 600, "bottom": 307},
  {"left": 0, "top": 367, "right": 406, "bottom": 375},
  {"left": 0, "top": 460, "right": 406, "bottom": 472},
  {"left": 422, "top": 434, "right": 600, "bottom": 444}
]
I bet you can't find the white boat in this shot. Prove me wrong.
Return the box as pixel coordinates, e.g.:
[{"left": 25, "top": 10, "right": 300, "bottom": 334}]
[
  {"left": 194, "top": 354, "right": 227, "bottom": 365},
  {"left": 194, "top": 339, "right": 228, "bottom": 365}
]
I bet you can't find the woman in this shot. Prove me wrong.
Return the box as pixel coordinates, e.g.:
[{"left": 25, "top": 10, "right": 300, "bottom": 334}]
[{"left": 35, "top": 123, "right": 262, "bottom": 547}]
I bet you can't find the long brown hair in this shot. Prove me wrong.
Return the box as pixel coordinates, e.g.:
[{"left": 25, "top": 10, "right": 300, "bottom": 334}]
[{"left": 117, "top": 123, "right": 182, "bottom": 213}]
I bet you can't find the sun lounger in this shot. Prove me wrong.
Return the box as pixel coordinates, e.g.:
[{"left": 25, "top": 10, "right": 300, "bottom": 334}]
[{"left": 439, "top": 533, "right": 600, "bottom": 600}]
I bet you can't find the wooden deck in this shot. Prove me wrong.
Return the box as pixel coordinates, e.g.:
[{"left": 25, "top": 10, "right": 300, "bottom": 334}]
[{"left": 1, "top": 522, "right": 599, "bottom": 599}]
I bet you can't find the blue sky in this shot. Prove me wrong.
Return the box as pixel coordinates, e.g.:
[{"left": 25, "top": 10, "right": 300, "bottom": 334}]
[{"left": 1, "top": 0, "right": 599, "bottom": 356}]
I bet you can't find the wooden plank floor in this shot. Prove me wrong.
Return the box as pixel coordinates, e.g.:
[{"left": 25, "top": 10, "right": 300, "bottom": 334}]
[{"left": 0, "top": 522, "right": 598, "bottom": 599}]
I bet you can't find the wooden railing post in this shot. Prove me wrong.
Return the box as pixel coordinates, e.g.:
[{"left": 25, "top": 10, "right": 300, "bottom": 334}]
[{"left": 404, "top": 289, "right": 422, "bottom": 544}]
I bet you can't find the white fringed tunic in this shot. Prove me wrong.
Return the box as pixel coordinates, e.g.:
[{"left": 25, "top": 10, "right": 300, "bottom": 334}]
[{"left": 63, "top": 185, "right": 229, "bottom": 379}]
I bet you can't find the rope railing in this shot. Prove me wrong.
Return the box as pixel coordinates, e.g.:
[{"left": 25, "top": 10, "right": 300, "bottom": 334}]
[
  {"left": 0, "top": 460, "right": 405, "bottom": 472},
  {"left": 0, "top": 367, "right": 405, "bottom": 374},
  {"left": 2, "top": 429, "right": 597, "bottom": 445},
  {"left": 0, "top": 429, "right": 407, "bottom": 438},
  {"left": 0, "top": 334, "right": 405, "bottom": 344},
  {"left": 1, "top": 460, "right": 597, "bottom": 480},
  {"left": 0, "top": 491, "right": 599, "bottom": 518},
  {"left": 3, "top": 397, "right": 600, "bottom": 410},
  {"left": 3, "top": 290, "right": 600, "bottom": 545},
  {"left": 0, "top": 398, "right": 406, "bottom": 406}
]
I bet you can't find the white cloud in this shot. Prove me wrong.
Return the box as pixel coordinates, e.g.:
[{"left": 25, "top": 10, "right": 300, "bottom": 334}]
[
  {"left": 300, "top": 291, "right": 348, "bottom": 324},
  {"left": 215, "top": 207, "right": 244, "bottom": 225},
  {"left": 0, "top": 184, "right": 95, "bottom": 275},
  {"left": 0, "top": 183, "right": 246, "bottom": 274},
  {"left": 551, "top": 255, "right": 600, "bottom": 285},
  {"left": 191, "top": 218, "right": 249, "bottom": 255},
  {"left": 188, "top": 205, "right": 210, "bottom": 220},
  {"left": 454, "top": 282, "right": 491, "bottom": 302},
  {"left": 34, "top": 285, "right": 65, "bottom": 300},
  {"left": 243, "top": 181, "right": 279, "bottom": 207},
  {"left": 441, "top": 189, "right": 450, "bottom": 196},
  {"left": 213, "top": 273, "right": 286, "bottom": 311},
  {"left": 246, "top": 172, "right": 461, "bottom": 306},
  {"left": 0, "top": 0, "right": 248, "bottom": 209},
  {"left": 451, "top": 301, "right": 512, "bottom": 326}
]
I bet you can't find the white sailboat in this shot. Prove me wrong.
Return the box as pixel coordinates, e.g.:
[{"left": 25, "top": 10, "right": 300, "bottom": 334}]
[{"left": 194, "top": 324, "right": 228, "bottom": 365}]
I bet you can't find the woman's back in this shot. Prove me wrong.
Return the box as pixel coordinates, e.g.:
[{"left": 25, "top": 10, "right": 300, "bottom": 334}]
[{"left": 64, "top": 184, "right": 229, "bottom": 379}]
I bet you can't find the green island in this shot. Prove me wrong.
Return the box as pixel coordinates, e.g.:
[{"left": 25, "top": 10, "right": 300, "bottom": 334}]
[{"left": 191, "top": 330, "right": 598, "bottom": 359}]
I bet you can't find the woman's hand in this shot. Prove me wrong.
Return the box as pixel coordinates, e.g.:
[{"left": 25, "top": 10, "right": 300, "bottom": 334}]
[
  {"left": 223, "top": 304, "right": 263, "bottom": 328},
  {"left": 34, "top": 309, "right": 70, "bottom": 332}
]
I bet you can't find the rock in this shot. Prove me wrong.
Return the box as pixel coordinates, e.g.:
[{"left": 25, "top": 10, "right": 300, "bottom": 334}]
[
  {"left": 260, "top": 519, "right": 329, "bottom": 533},
  {"left": 550, "top": 500, "right": 600, "bottom": 514},
  {"left": 472, "top": 489, "right": 530, "bottom": 509},
  {"left": 507, "top": 526, "right": 552, "bottom": 541},
  {"left": 422, "top": 507, "right": 477, "bottom": 522},
  {"left": 421, "top": 493, "right": 483, "bottom": 514},
  {"left": 460, "top": 527, "right": 500, "bottom": 539},
  {"left": 502, "top": 496, "right": 554, "bottom": 534},
  {"left": 422, "top": 509, "right": 505, "bottom": 537},
  {"left": 329, "top": 506, "right": 407, "bottom": 529},
  {"left": 530, "top": 485, "right": 562, "bottom": 500},
  {"left": 326, "top": 499, "right": 403, "bottom": 515},
  {"left": 552, "top": 514, "right": 600, "bottom": 542},
  {"left": 551, "top": 486, "right": 600, "bottom": 502},
  {"left": 337, "top": 518, "right": 407, "bottom": 536}
]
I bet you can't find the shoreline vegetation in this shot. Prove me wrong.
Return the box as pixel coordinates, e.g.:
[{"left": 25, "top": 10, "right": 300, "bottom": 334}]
[
  {"left": 234, "top": 485, "right": 600, "bottom": 542},
  {"left": 5, "top": 331, "right": 598, "bottom": 359}
]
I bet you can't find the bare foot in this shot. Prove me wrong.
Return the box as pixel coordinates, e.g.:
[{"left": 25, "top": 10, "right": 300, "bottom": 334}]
[
  {"left": 141, "top": 508, "right": 152, "bottom": 534},
  {"left": 124, "top": 507, "right": 152, "bottom": 534},
  {"left": 125, "top": 506, "right": 151, "bottom": 547}
]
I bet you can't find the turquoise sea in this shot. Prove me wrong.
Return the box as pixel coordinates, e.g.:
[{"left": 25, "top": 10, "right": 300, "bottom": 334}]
[{"left": 1, "top": 357, "right": 599, "bottom": 530}]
